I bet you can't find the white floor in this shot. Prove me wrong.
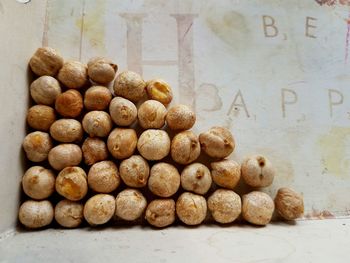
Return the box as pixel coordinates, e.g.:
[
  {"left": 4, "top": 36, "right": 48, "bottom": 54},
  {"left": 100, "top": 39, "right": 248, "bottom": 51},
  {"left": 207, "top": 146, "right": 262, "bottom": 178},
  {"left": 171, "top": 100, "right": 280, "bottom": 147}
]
[{"left": 1, "top": 219, "right": 349, "bottom": 263}]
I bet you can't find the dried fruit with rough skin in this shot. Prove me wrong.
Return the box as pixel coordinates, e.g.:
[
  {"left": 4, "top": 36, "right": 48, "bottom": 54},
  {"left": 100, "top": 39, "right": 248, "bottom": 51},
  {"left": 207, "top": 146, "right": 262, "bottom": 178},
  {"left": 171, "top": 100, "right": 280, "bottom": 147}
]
[
  {"left": 181, "top": 163, "right": 212, "bottom": 195},
  {"left": 115, "top": 189, "right": 147, "bottom": 221},
  {"left": 23, "top": 131, "right": 53, "bottom": 162},
  {"left": 113, "top": 71, "right": 146, "bottom": 102},
  {"left": 87, "top": 57, "right": 118, "bottom": 84},
  {"left": 58, "top": 61, "right": 87, "bottom": 89},
  {"left": 171, "top": 131, "right": 200, "bottom": 165},
  {"left": 107, "top": 128, "right": 137, "bottom": 159},
  {"left": 84, "top": 194, "right": 116, "bottom": 226},
  {"left": 22, "top": 166, "right": 55, "bottom": 200},
  {"left": 208, "top": 189, "right": 241, "bottom": 224},
  {"left": 82, "top": 137, "right": 108, "bottom": 165},
  {"left": 27, "top": 105, "right": 56, "bottom": 132},
  {"left": 55, "top": 89, "right": 83, "bottom": 118},
  {"left": 148, "top": 163, "right": 180, "bottom": 197},
  {"left": 199, "top": 126, "right": 235, "bottom": 158},
  {"left": 50, "top": 119, "right": 83, "bottom": 143},
  {"left": 166, "top": 104, "right": 196, "bottom": 131},
  {"left": 242, "top": 191, "right": 274, "bottom": 226},
  {"left": 19, "top": 200, "right": 54, "bottom": 229},
  {"left": 119, "top": 155, "right": 149, "bottom": 188},
  {"left": 84, "top": 86, "right": 112, "bottom": 111},
  {"left": 145, "top": 199, "right": 176, "bottom": 228},
  {"left": 55, "top": 200, "right": 84, "bottom": 228},
  {"left": 48, "top": 144, "right": 82, "bottom": 170},
  {"left": 29, "top": 47, "right": 63, "bottom": 76},
  {"left": 137, "top": 100, "right": 167, "bottom": 129},
  {"left": 30, "top": 76, "right": 61, "bottom": 105},
  {"left": 241, "top": 155, "right": 275, "bottom": 188},
  {"left": 109, "top": 97, "right": 137, "bottom": 126},
  {"left": 137, "top": 129, "right": 170, "bottom": 161},
  {"left": 275, "top": 187, "right": 304, "bottom": 220},
  {"left": 88, "top": 161, "right": 120, "bottom": 193},
  {"left": 211, "top": 160, "right": 241, "bottom": 189},
  {"left": 55, "top": 166, "right": 87, "bottom": 201},
  {"left": 82, "top": 111, "right": 112, "bottom": 138},
  {"left": 146, "top": 79, "right": 173, "bottom": 105},
  {"left": 176, "top": 192, "right": 207, "bottom": 226}
]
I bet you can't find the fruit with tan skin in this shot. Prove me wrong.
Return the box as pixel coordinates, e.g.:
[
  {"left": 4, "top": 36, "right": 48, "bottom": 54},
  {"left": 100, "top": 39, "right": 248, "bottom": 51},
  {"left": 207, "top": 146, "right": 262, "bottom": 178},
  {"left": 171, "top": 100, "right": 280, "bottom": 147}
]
[
  {"left": 50, "top": 119, "right": 83, "bottom": 143},
  {"left": 55, "top": 200, "right": 84, "bottom": 228},
  {"left": 199, "top": 126, "right": 235, "bottom": 159},
  {"left": 275, "top": 187, "right": 304, "bottom": 220},
  {"left": 145, "top": 199, "right": 176, "bottom": 228},
  {"left": 113, "top": 71, "right": 146, "bottom": 102},
  {"left": 30, "top": 76, "right": 62, "bottom": 105},
  {"left": 137, "top": 129, "right": 170, "bottom": 161},
  {"left": 29, "top": 47, "right": 63, "bottom": 76},
  {"left": 19, "top": 200, "right": 54, "bottom": 229},
  {"left": 241, "top": 155, "right": 275, "bottom": 187},
  {"left": 181, "top": 163, "right": 212, "bottom": 195},
  {"left": 88, "top": 161, "right": 120, "bottom": 193},
  {"left": 22, "top": 166, "right": 55, "bottom": 200},
  {"left": 48, "top": 144, "right": 82, "bottom": 170},
  {"left": 27, "top": 105, "right": 56, "bottom": 131},
  {"left": 166, "top": 104, "right": 196, "bottom": 131},
  {"left": 210, "top": 159, "right": 241, "bottom": 189},
  {"left": 82, "top": 111, "right": 112, "bottom": 138},
  {"left": 55, "top": 90, "right": 83, "bottom": 118},
  {"left": 208, "top": 189, "right": 241, "bottom": 224},
  {"left": 146, "top": 79, "right": 173, "bottom": 105},
  {"left": 82, "top": 137, "right": 108, "bottom": 165},
  {"left": 176, "top": 192, "right": 207, "bottom": 226},
  {"left": 242, "top": 191, "right": 274, "bottom": 226},
  {"left": 84, "top": 86, "right": 112, "bottom": 111},
  {"left": 87, "top": 57, "right": 117, "bottom": 85},
  {"left": 137, "top": 100, "right": 167, "bottom": 129},
  {"left": 115, "top": 189, "right": 147, "bottom": 221},
  {"left": 107, "top": 128, "right": 137, "bottom": 159},
  {"left": 23, "top": 131, "right": 53, "bottom": 162},
  {"left": 171, "top": 131, "right": 200, "bottom": 165},
  {"left": 109, "top": 97, "right": 137, "bottom": 126},
  {"left": 84, "top": 194, "right": 116, "bottom": 226},
  {"left": 119, "top": 155, "right": 150, "bottom": 188},
  {"left": 55, "top": 166, "right": 87, "bottom": 201},
  {"left": 58, "top": 61, "right": 87, "bottom": 89},
  {"left": 148, "top": 163, "right": 180, "bottom": 198}
]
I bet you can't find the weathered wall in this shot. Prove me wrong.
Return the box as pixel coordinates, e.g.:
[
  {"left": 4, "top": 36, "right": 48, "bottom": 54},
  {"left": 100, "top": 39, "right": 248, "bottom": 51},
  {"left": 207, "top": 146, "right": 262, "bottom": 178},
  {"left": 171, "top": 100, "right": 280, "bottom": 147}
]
[
  {"left": 47, "top": 0, "right": 350, "bottom": 218},
  {"left": 1, "top": 0, "right": 350, "bottom": 234},
  {"left": 0, "top": 0, "right": 46, "bottom": 233}
]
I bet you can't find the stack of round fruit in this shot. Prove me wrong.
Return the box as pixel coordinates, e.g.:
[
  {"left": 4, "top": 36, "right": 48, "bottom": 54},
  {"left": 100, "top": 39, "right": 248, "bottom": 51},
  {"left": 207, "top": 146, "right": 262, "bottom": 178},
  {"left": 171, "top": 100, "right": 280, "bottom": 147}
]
[{"left": 19, "top": 47, "right": 304, "bottom": 229}]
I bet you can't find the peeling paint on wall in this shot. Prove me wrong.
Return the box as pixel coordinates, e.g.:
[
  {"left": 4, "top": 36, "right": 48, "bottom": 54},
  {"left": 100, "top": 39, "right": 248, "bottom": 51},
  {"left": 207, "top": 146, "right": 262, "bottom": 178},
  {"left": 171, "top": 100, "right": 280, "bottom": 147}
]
[
  {"left": 75, "top": 0, "right": 106, "bottom": 55},
  {"left": 315, "top": 0, "right": 350, "bottom": 6},
  {"left": 304, "top": 209, "right": 335, "bottom": 219},
  {"left": 318, "top": 127, "right": 350, "bottom": 178},
  {"left": 203, "top": 8, "right": 251, "bottom": 51}
]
